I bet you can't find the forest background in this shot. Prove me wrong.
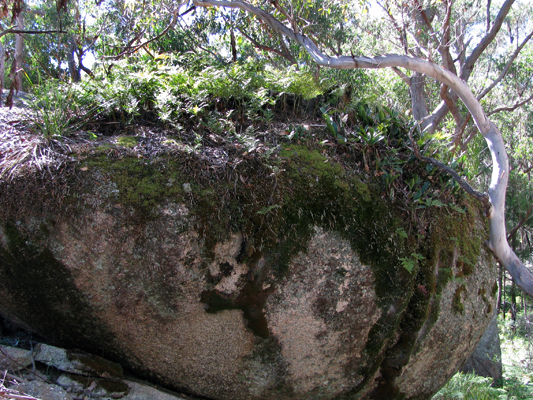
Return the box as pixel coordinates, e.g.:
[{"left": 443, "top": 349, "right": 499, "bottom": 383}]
[{"left": 1, "top": 0, "right": 533, "bottom": 398}]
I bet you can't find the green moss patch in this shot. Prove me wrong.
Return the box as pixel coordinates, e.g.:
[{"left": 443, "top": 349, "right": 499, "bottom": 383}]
[
  {"left": 116, "top": 136, "right": 140, "bottom": 148},
  {"left": 453, "top": 285, "right": 467, "bottom": 314}
]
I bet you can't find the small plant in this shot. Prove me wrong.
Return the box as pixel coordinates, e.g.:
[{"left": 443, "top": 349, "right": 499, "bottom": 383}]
[
  {"left": 356, "top": 126, "right": 385, "bottom": 146},
  {"left": 398, "top": 252, "right": 424, "bottom": 274},
  {"left": 320, "top": 107, "right": 346, "bottom": 143},
  {"left": 432, "top": 373, "right": 506, "bottom": 399},
  {"left": 29, "top": 80, "right": 80, "bottom": 139}
]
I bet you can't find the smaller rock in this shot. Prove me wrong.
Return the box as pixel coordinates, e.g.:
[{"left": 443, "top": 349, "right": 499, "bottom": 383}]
[
  {"left": 0, "top": 345, "right": 33, "bottom": 371},
  {"left": 10, "top": 381, "right": 73, "bottom": 400},
  {"left": 34, "top": 344, "right": 123, "bottom": 378},
  {"left": 122, "top": 380, "right": 189, "bottom": 400},
  {"left": 461, "top": 313, "right": 502, "bottom": 382},
  {"left": 56, "top": 374, "right": 85, "bottom": 393}
]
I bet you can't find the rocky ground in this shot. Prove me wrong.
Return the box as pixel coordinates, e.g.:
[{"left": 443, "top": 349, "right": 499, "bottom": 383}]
[{"left": 0, "top": 319, "right": 201, "bottom": 400}]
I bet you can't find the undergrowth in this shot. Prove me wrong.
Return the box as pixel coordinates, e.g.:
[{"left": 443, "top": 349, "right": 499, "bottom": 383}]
[
  {"left": 17, "top": 53, "right": 477, "bottom": 219},
  {"left": 433, "top": 312, "right": 533, "bottom": 400},
  {"left": 35, "top": 54, "right": 326, "bottom": 137}
]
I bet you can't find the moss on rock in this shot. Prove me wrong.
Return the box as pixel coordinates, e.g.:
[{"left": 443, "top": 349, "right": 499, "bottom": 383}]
[{"left": 0, "top": 137, "right": 496, "bottom": 400}]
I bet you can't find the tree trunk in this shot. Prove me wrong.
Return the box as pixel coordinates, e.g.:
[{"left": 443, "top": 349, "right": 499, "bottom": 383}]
[
  {"left": 502, "top": 271, "right": 506, "bottom": 320},
  {"left": 0, "top": 40, "right": 4, "bottom": 104},
  {"left": 67, "top": 38, "right": 81, "bottom": 82},
  {"left": 523, "top": 290, "right": 527, "bottom": 317},
  {"left": 410, "top": 72, "right": 430, "bottom": 130},
  {"left": 15, "top": 13, "right": 24, "bottom": 92},
  {"left": 230, "top": 28, "right": 237, "bottom": 62},
  {"left": 511, "top": 278, "right": 517, "bottom": 321},
  {"left": 497, "top": 263, "right": 503, "bottom": 312}
]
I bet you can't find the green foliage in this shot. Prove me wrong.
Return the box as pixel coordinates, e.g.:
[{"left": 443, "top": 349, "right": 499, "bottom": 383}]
[
  {"left": 432, "top": 373, "right": 506, "bottom": 400},
  {"left": 320, "top": 106, "right": 346, "bottom": 142},
  {"left": 433, "top": 370, "right": 533, "bottom": 400},
  {"left": 29, "top": 80, "right": 88, "bottom": 139},
  {"left": 57, "top": 56, "right": 325, "bottom": 135},
  {"left": 398, "top": 252, "right": 424, "bottom": 274}
]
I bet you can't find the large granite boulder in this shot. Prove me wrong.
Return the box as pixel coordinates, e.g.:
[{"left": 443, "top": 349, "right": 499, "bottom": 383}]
[{"left": 0, "top": 143, "right": 497, "bottom": 399}]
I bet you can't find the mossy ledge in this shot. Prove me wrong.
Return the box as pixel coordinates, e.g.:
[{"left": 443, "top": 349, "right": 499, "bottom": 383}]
[{"left": 0, "top": 142, "right": 496, "bottom": 400}]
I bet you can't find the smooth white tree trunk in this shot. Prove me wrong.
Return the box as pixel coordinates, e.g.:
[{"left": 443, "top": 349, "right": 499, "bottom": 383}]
[{"left": 192, "top": 0, "right": 533, "bottom": 296}]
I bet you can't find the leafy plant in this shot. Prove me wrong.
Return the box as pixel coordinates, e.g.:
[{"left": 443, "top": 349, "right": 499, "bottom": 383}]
[
  {"left": 398, "top": 253, "right": 424, "bottom": 274},
  {"left": 29, "top": 81, "right": 80, "bottom": 139},
  {"left": 432, "top": 373, "right": 506, "bottom": 400},
  {"left": 356, "top": 126, "right": 385, "bottom": 146},
  {"left": 320, "top": 106, "right": 346, "bottom": 142}
]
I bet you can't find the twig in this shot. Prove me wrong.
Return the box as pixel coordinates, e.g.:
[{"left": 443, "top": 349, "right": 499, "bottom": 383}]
[
  {"left": 0, "top": 390, "right": 40, "bottom": 399},
  {"left": 0, "top": 29, "right": 66, "bottom": 39},
  {"left": 487, "top": 92, "right": 533, "bottom": 116},
  {"left": 408, "top": 124, "right": 490, "bottom": 208},
  {"left": 507, "top": 203, "right": 533, "bottom": 241},
  {"left": 477, "top": 29, "right": 533, "bottom": 101}
]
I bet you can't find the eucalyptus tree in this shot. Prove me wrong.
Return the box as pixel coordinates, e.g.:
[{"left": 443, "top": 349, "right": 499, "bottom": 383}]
[{"left": 188, "top": 0, "right": 533, "bottom": 296}]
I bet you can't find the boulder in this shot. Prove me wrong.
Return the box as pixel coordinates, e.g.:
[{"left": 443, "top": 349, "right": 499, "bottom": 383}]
[
  {"left": 0, "top": 144, "right": 498, "bottom": 399},
  {"left": 460, "top": 313, "right": 502, "bottom": 382}
]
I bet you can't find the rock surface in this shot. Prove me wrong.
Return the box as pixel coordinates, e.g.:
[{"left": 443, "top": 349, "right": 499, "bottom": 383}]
[
  {"left": 0, "top": 144, "right": 498, "bottom": 400},
  {"left": 460, "top": 313, "right": 502, "bottom": 382},
  {"left": 0, "top": 345, "right": 33, "bottom": 371}
]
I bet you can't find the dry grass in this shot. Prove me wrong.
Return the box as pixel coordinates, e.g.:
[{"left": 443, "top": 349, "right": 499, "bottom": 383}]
[{"left": 0, "top": 372, "right": 39, "bottom": 400}]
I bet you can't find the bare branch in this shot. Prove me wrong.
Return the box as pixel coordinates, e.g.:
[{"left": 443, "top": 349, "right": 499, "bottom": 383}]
[
  {"left": 450, "top": 113, "right": 471, "bottom": 157},
  {"left": 391, "top": 67, "right": 410, "bottom": 86},
  {"left": 486, "top": 0, "right": 492, "bottom": 33},
  {"left": 112, "top": 9, "right": 179, "bottom": 59},
  {"left": 440, "top": 83, "right": 464, "bottom": 128},
  {"left": 438, "top": 0, "right": 456, "bottom": 74},
  {"left": 508, "top": 203, "right": 533, "bottom": 241},
  {"left": 425, "top": 0, "right": 515, "bottom": 131},
  {"left": 0, "top": 29, "right": 65, "bottom": 39},
  {"left": 460, "top": 0, "right": 515, "bottom": 81},
  {"left": 408, "top": 126, "right": 490, "bottom": 207},
  {"left": 238, "top": 28, "right": 296, "bottom": 64},
  {"left": 477, "top": 29, "right": 533, "bottom": 101},
  {"left": 487, "top": 92, "right": 533, "bottom": 116}
]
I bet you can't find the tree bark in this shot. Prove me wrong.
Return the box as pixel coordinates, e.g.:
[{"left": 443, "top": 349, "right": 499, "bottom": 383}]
[
  {"left": 410, "top": 72, "right": 430, "bottom": 130},
  {"left": 0, "top": 40, "right": 4, "bottom": 104},
  {"left": 67, "top": 38, "right": 81, "bottom": 83},
  {"left": 422, "top": 0, "right": 515, "bottom": 132},
  {"left": 497, "top": 263, "right": 503, "bottom": 312},
  {"left": 14, "top": 13, "right": 24, "bottom": 92},
  {"left": 192, "top": 0, "right": 533, "bottom": 297}
]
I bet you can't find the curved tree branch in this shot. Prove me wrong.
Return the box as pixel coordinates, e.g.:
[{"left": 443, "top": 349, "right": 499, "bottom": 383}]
[{"left": 193, "top": 0, "right": 533, "bottom": 296}]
